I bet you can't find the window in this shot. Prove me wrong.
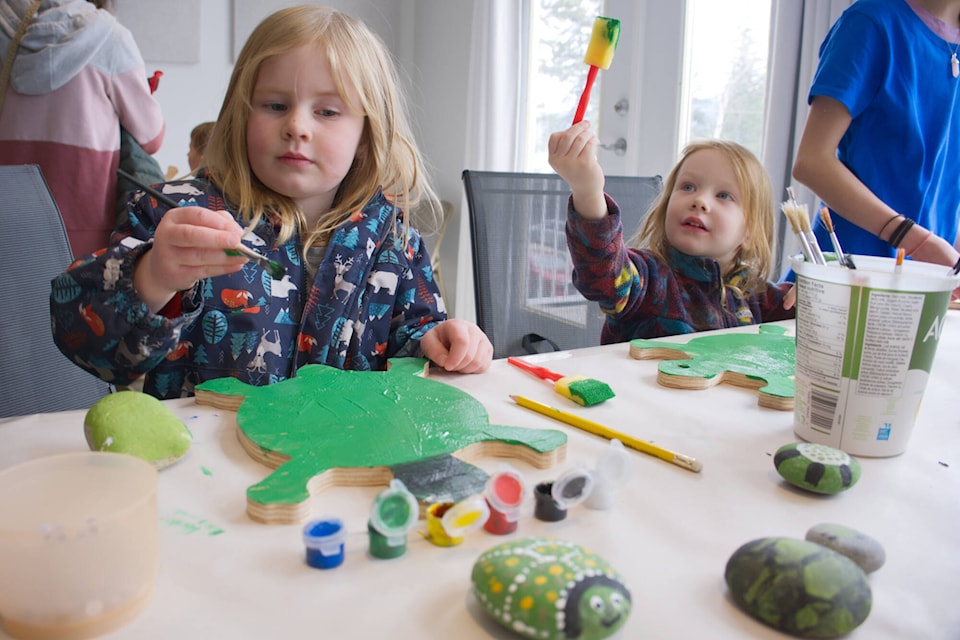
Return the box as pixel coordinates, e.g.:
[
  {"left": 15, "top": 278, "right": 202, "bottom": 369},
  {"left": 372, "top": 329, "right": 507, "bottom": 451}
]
[{"left": 523, "top": 0, "right": 773, "bottom": 173}]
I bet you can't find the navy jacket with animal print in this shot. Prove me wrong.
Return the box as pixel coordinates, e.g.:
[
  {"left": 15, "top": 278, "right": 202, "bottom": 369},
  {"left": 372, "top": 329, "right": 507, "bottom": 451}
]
[{"left": 50, "top": 177, "right": 446, "bottom": 399}]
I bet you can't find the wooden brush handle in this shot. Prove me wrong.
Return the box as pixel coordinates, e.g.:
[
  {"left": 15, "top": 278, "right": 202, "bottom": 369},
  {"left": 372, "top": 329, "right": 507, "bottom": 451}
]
[{"left": 506, "top": 357, "right": 562, "bottom": 383}]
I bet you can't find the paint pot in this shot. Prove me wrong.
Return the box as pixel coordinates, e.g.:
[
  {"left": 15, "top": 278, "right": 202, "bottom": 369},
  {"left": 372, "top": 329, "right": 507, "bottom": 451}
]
[
  {"left": 425, "top": 495, "right": 490, "bottom": 547},
  {"left": 533, "top": 467, "right": 594, "bottom": 522},
  {"left": 0, "top": 452, "right": 158, "bottom": 640},
  {"left": 792, "top": 255, "right": 960, "bottom": 456},
  {"left": 483, "top": 466, "right": 528, "bottom": 535},
  {"left": 585, "top": 438, "right": 633, "bottom": 510},
  {"left": 302, "top": 517, "right": 347, "bottom": 569},
  {"left": 368, "top": 479, "right": 419, "bottom": 559}
]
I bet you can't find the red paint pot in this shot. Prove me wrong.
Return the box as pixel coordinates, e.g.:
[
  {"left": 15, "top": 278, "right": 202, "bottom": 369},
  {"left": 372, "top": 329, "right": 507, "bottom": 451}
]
[{"left": 483, "top": 467, "right": 528, "bottom": 534}]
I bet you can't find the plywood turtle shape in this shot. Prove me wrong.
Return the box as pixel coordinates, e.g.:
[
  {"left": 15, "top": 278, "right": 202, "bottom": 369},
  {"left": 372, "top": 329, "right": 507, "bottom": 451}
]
[
  {"left": 629, "top": 324, "right": 795, "bottom": 410},
  {"left": 195, "top": 359, "right": 567, "bottom": 524}
]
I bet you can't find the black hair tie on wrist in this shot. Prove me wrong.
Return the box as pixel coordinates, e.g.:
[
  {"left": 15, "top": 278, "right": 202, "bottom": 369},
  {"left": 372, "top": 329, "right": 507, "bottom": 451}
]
[{"left": 888, "top": 218, "right": 915, "bottom": 248}]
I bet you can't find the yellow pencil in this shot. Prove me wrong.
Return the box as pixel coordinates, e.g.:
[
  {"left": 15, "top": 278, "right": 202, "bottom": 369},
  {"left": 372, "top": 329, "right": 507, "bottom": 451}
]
[{"left": 510, "top": 395, "right": 702, "bottom": 473}]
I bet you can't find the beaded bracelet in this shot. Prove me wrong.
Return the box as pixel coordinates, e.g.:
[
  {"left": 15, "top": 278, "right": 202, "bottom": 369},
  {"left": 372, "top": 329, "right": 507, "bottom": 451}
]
[
  {"left": 877, "top": 215, "right": 902, "bottom": 240},
  {"left": 887, "top": 218, "right": 916, "bottom": 248},
  {"left": 906, "top": 230, "right": 934, "bottom": 257}
]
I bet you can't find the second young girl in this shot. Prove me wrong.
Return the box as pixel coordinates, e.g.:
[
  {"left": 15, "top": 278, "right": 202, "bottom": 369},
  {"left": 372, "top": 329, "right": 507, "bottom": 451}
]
[
  {"left": 51, "top": 5, "right": 492, "bottom": 400},
  {"left": 548, "top": 121, "right": 794, "bottom": 343}
]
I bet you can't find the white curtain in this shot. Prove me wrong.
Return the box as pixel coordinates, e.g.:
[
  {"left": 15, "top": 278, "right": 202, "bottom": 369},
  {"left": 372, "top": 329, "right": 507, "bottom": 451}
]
[
  {"left": 453, "top": 0, "right": 527, "bottom": 320},
  {"left": 763, "top": 0, "right": 854, "bottom": 276}
]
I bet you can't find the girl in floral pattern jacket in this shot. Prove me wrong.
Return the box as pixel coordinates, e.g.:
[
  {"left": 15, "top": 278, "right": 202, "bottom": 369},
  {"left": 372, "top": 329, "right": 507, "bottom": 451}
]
[
  {"left": 548, "top": 122, "right": 794, "bottom": 343},
  {"left": 50, "top": 5, "right": 491, "bottom": 399}
]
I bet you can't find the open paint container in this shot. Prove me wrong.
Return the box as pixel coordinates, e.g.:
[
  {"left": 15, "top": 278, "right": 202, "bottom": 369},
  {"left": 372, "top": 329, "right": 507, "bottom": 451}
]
[
  {"left": 483, "top": 466, "right": 528, "bottom": 534},
  {"left": 302, "top": 517, "right": 347, "bottom": 569},
  {"left": 368, "top": 479, "right": 419, "bottom": 559},
  {"left": 0, "top": 452, "right": 158, "bottom": 640},
  {"left": 534, "top": 466, "right": 594, "bottom": 522},
  {"left": 425, "top": 495, "right": 490, "bottom": 546}
]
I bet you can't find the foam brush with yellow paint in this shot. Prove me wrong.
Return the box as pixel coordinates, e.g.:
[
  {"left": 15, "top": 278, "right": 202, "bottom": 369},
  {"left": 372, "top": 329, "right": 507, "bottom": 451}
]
[{"left": 573, "top": 16, "right": 621, "bottom": 124}]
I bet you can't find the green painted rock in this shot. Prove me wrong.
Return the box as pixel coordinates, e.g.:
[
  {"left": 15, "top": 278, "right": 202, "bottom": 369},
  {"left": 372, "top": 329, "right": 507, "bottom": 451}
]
[
  {"left": 84, "top": 391, "right": 192, "bottom": 469},
  {"left": 774, "top": 442, "right": 860, "bottom": 494},
  {"left": 472, "top": 537, "right": 631, "bottom": 640},
  {"left": 806, "top": 523, "right": 886, "bottom": 574},
  {"left": 725, "top": 537, "right": 872, "bottom": 638}
]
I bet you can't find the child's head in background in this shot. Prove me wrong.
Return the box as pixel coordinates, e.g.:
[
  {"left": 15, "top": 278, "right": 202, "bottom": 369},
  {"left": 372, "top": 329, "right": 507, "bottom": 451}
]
[
  {"left": 203, "top": 5, "right": 439, "bottom": 247},
  {"left": 631, "top": 139, "right": 774, "bottom": 294},
  {"left": 187, "top": 121, "right": 215, "bottom": 172}
]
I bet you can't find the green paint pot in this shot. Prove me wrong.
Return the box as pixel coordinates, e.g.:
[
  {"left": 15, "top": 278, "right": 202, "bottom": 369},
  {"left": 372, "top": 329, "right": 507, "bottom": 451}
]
[{"left": 368, "top": 479, "right": 418, "bottom": 559}]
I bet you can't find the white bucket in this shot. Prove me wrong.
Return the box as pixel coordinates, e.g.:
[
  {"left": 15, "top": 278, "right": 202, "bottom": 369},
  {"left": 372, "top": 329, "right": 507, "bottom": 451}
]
[{"left": 791, "top": 255, "right": 959, "bottom": 457}]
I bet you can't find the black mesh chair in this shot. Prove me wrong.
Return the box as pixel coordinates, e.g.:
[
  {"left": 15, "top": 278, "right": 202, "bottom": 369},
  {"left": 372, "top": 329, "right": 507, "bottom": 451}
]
[
  {"left": 463, "top": 170, "right": 662, "bottom": 359},
  {"left": 0, "top": 165, "right": 110, "bottom": 417}
]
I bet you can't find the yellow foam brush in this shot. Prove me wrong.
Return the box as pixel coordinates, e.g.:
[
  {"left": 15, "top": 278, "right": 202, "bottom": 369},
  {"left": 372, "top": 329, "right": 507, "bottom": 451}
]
[{"left": 573, "top": 16, "right": 621, "bottom": 124}]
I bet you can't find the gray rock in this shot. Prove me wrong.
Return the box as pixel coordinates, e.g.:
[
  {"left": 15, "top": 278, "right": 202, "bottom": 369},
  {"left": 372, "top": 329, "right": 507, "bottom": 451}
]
[{"left": 806, "top": 523, "right": 886, "bottom": 573}]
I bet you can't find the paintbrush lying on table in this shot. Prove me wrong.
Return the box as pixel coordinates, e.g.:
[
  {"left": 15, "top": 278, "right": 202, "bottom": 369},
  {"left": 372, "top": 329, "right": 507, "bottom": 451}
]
[
  {"left": 116, "top": 169, "right": 286, "bottom": 279},
  {"left": 507, "top": 356, "right": 615, "bottom": 406}
]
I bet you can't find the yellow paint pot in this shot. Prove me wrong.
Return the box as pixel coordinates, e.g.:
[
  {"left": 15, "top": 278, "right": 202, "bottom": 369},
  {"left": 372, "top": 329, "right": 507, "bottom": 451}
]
[{"left": 425, "top": 495, "right": 489, "bottom": 547}]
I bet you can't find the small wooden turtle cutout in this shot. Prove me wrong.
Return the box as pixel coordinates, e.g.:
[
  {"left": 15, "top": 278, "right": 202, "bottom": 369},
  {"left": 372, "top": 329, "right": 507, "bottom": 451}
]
[
  {"left": 195, "top": 359, "right": 567, "bottom": 524},
  {"left": 629, "top": 324, "right": 795, "bottom": 410}
]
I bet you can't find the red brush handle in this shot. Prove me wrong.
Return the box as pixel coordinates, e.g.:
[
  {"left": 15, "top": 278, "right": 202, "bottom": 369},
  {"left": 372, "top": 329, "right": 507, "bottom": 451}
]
[
  {"left": 573, "top": 65, "right": 599, "bottom": 124},
  {"left": 507, "top": 357, "right": 562, "bottom": 383}
]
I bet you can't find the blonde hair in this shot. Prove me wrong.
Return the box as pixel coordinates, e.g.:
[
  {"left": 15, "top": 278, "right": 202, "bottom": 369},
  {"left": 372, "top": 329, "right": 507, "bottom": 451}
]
[
  {"left": 630, "top": 139, "right": 775, "bottom": 296},
  {"left": 203, "top": 5, "right": 440, "bottom": 248}
]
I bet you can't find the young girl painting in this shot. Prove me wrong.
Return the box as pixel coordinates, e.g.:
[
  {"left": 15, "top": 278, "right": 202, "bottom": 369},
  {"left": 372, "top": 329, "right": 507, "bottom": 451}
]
[
  {"left": 51, "top": 5, "right": 492, "bottom": 400},
  {"left": 548, "top": 121, "right": 794, "bottom": 343}
]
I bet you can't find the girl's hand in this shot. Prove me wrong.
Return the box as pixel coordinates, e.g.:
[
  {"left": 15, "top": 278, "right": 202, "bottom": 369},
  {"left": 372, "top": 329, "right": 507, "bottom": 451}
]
[
  {"left": 134, "top": 206, "right": 247, "bottom": 313},
  {"left": 421, "top": 319, "right": 493, "bottom": 374},
  {"left": 547, "top": 121, "right": 607, "bottom": 219}
]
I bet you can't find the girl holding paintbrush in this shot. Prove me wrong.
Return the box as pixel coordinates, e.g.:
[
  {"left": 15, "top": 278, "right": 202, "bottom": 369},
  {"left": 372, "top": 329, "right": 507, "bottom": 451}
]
[
  {"left": 792, "top": 0, "right": 960, "bottom": 287},
  {"left": 549, "top": 122, "right": 794, "bottom": 342},
  {"left": 50, "top": 5, "right": 492, "bottom": 400}
]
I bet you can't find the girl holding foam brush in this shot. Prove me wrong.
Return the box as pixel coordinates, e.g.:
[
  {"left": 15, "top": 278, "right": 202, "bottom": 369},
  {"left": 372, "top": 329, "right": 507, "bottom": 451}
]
[
  {"left": 549, "top": 122, "right": 794, "bottom": 342},
  {"left": 793, "top": 0, "right": 960, "bottom": 294}
]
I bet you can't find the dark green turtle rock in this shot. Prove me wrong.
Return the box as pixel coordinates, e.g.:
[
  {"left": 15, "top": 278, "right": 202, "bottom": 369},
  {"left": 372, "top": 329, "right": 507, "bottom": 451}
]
[
  {"left": 774, "top": 442, "right": 861, "bottom": 494},
  {"left": 725, "top": 537, "right": 872, "bottom": 638},
  {"left": 472, "top": 537, "right": 631, "bottom": 640}
]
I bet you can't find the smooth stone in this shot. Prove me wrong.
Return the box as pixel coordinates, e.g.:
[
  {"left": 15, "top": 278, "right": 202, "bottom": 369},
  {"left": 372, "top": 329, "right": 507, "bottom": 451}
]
[
  {"left": 84, "top": 391, "right": 192, "bottom": 469},
  {"left": 774, "top": 442, "right": 861, "bottom": 494},
  {"left": 725, "top": 536, "right": 872, "bottom": 638},
  {"left": 806, "top": 523, "right": 886, "bottom": 574}
]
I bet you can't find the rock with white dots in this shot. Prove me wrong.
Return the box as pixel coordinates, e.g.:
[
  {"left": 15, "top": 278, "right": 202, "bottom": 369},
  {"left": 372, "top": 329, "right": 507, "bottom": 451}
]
[
  {"left": 470, "top": 537, "right": 631, "bottom": 640},
  {"left": 774, "top": 442, "right": 861, "bottom": 494}
]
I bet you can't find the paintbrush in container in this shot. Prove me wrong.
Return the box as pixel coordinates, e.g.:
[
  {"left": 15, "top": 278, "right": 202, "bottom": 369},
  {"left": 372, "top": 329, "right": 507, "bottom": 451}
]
[
  {"left": 116, "top": 169, "right": 286, "bottom": 279},
  {"left": 818, "top": 206, "right": 854, "bottom": 268},
  {"left": 781, "top": 189, "right": 826, "bottom": 265}
]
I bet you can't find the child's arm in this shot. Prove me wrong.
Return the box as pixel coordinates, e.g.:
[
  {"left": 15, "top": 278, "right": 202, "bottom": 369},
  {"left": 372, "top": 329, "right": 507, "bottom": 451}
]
[
  {"left": 793, "top": 95, "right": 959, "bottom": 267},
  {"left": 548, "top": 121, "right": 607, "bottom": 219}
]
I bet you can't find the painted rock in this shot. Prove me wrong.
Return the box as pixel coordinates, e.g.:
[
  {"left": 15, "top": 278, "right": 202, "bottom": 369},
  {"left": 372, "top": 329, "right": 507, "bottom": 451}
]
[
  {"left": 725, "top": 537, "right": 872, "bottom": 638},
  {"left": 84, "top": 391, "right": 192, "bottom": 470},
  {"left": 806, "top": 523, "right": 886, "bottom": 574},
  {"left": 774, "top": 442, "right": 861, "bottom": 494},
  {"left": 471, "top": 537, "right": 631, "bottom": 640}
]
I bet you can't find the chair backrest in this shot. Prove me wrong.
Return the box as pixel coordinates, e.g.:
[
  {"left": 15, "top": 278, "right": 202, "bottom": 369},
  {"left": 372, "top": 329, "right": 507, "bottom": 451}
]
[
  {"left": 463, "top": 170, "right": 663, "bottom": 359},
  {"left": 0, "top": 165, "right": 110, "bottom": 417}
]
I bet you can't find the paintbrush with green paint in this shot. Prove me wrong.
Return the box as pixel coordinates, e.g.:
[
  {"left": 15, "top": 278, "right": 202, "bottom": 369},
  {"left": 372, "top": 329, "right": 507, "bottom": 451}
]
[
  {"left": 116, "top": 169, "right": 286, "bottom": 280},
  {"left": 507, "top": 357, "right": 615, "bottom": 407}
]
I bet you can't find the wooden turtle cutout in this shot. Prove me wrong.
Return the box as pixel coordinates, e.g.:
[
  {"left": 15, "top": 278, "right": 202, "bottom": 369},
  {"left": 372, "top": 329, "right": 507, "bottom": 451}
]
[
  {"left": 628, "top": 324, "right": 795, "bottom": 410},
  {"left": 195, "top": 359, "right": 567, "bottom": 524}
]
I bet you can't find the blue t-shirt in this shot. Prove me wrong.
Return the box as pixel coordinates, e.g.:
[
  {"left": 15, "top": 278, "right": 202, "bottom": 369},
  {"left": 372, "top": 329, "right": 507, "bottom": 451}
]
[{"left": 808, "top": 0, "right": 960, "bottom": 259}]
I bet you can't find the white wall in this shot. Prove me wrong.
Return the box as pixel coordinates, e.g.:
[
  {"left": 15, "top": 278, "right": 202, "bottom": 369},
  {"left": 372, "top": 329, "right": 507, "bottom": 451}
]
[{"left": 120, "top": 0, "right": 473, "bottom": 314}]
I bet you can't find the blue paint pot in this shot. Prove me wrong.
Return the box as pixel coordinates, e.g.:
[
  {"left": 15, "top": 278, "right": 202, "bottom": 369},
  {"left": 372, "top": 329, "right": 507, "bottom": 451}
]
[{"left": 302, "top": 517, "right": 346, "bottom": 569}]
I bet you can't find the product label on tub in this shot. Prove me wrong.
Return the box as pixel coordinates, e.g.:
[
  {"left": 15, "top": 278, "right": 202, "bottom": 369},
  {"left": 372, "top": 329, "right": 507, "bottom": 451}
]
[{"left": 794, "top": 275, "right": 950, "bottom": 456}]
